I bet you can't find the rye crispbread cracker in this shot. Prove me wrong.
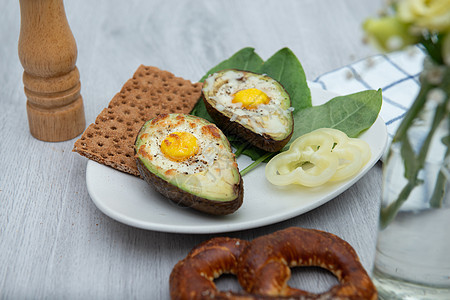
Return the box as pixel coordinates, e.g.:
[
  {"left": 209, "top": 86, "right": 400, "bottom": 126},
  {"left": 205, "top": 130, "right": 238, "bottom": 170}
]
[{"left": 73, "top": 65, "right": 203, "bottom": 176}]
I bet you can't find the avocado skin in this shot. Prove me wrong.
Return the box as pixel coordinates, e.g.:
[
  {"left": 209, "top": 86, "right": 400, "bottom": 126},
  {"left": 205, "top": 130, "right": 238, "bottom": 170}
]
[
  {"left": 136, "top": 157, "right": 244, "bottom": 216},
  {"left": 202, "top": 95, "right": 293, "bottom": 152}
]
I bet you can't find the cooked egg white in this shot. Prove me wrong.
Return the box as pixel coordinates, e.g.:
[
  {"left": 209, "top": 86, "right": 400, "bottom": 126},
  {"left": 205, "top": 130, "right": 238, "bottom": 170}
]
[
  {"left": 136, "top": 114, "right": 240, "bottom": 200},
  {"left": 203, "top": 70, "right": 293, "bottom": 139},
  {"left": 138, "top": 117, "right": 219, "bottom": 175}
]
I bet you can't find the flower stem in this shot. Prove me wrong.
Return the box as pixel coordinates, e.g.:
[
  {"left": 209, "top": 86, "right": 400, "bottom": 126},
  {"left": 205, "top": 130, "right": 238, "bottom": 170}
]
[
  {"left": 430, "top": 168, "right": 448, "bottom": 208},
  {"left": 380, "top": 65, "right": 450, "bottom": 228},
  {"left": 380, "top": 99, "right": 447, "bottom": 228}
]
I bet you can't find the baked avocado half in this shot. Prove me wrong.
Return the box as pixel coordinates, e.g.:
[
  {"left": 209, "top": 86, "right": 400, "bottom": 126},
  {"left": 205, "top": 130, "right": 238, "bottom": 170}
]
[
  {"left": 202, "top": 69, "right": 294, "bottom": 152},
  {"left": 135, "top": 113, "right": 243, "bottom": 215}
]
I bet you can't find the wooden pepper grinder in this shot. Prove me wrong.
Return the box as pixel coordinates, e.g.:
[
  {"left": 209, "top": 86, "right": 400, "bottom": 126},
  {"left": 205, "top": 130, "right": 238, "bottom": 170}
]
[{"left": 18, "top": 0, "right": 85, "bottom": 142}]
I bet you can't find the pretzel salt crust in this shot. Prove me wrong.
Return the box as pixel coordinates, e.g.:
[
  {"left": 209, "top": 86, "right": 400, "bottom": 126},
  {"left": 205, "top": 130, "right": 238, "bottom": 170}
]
[{"left": 237, "top": 227, "right": 377, "bottom": 300}]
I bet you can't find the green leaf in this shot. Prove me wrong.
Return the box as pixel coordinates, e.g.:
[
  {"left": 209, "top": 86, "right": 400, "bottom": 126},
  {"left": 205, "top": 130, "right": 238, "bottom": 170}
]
[
  {"left": 191, "top": 47, "right": 312, "bottom": 156},
  {"left": 189, "top": 97, "right": 214, "bottom": 123},
  {"left": 262, "top": 47, "right": 311, "bottom": 111},
  {"left": 191, "top": 48, "right": 382, "bottom": 176},
  {"left": 191, "top": 47, "right": 312, "bottom": 123},
  {"left": 236, "top": 89, "right": 382, "bottom": 163},
  {"left": 240, "top": 152, "right": 275, "bottom": 176},
  {"left": 283, "top": 89, "right": 382, "bottom": 151},
  {"left": 198, "top": 47, "right": 264, "bottom": 83},
  {"left": 191, "top": 47, "right": 264, "bottom": 122},
  {"left": 236, "top": 142, "right": 268, "bottom": 160}
]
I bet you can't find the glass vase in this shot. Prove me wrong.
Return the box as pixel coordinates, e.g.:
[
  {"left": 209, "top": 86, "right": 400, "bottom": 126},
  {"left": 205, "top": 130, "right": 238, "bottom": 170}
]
[{"left": 372, "top": 59, "right": 450, "bottom": 299}]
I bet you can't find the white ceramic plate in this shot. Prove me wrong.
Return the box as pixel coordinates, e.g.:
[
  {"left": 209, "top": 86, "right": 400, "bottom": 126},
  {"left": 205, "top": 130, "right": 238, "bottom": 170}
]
[{"left": 86, "top": 86, "right": 387, "bottom": 234}]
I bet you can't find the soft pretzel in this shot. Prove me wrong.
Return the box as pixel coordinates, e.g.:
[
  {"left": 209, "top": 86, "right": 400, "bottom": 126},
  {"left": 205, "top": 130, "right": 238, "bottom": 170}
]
[
  {"left": 170, "top": 237, "right": 255, "bottom": 300},
  {"left": 237, "top": 227, "right": 377, "bottom": 300}
]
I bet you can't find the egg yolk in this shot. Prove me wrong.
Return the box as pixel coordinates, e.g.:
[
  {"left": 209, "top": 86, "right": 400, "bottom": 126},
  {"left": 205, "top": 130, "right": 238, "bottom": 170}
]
[
  {"left": 232, "top": 88, "right": 270, "bottom": 109},
  {"left": 161, "top": 131, "right": 199, "bottom": 162}
]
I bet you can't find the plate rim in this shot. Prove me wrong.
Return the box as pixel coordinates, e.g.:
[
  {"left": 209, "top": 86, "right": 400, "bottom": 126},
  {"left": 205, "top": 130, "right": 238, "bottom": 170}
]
[{"left": 86, "top": 86, "right": 388, "bottom": 234}]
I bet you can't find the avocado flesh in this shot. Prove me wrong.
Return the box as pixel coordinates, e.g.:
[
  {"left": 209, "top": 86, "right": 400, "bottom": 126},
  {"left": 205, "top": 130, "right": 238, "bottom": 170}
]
[
  {"left": 136, "top": 158, "right": 243, "bottom": 215},
  {"left": 202, "top": 70, "right": 294, "bottom": 152},
  {"left": 203, "top": 98, "right": 293, "bottom": 152},
  {"left": 137, "top": 153, "right": 240, "bottom": 202},
  {"left": 135, "top": 114, "right": 243, "bottom": 215}
]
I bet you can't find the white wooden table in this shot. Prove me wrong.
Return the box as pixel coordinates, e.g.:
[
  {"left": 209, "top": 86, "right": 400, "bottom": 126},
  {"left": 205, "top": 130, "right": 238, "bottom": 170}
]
[{"left": 1, "top": 0, "right": 384, "bottom": 298}]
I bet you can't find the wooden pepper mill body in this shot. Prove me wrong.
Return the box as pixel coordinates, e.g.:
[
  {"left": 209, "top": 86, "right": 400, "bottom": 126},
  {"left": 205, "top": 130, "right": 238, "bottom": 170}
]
[{"left": 19, "top": 0, "right": 85, "bottom": 142}]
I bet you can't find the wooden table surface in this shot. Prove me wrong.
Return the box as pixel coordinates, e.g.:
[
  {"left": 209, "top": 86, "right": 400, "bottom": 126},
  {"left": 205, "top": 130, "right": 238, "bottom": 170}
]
[{"left": 1, "top": 0, "right": 384, "bottom": 298}]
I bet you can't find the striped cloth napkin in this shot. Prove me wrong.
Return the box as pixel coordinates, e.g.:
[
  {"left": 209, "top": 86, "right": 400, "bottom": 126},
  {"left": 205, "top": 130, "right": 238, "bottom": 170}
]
[{"left": 311, "top": 46, "right": 426, "bottom": 142}]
